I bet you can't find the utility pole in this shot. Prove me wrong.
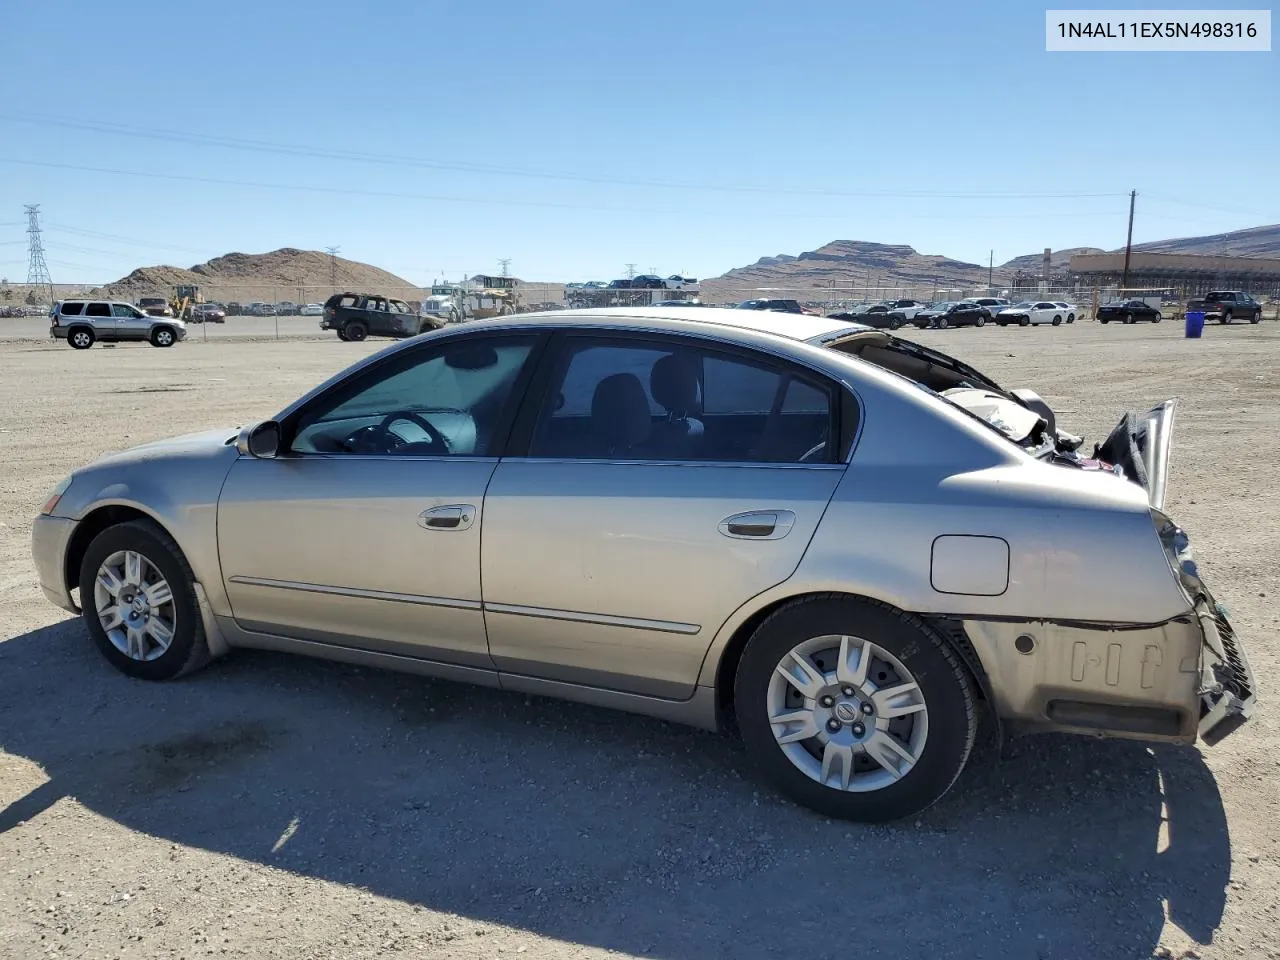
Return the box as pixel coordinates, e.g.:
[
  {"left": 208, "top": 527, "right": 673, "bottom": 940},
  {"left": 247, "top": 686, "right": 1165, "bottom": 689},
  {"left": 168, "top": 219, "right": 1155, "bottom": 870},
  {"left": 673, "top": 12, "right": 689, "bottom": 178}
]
[
  {"left": 498, "top": 258, "right": 511, "bottom": 277},
  {"left": 988, "top": 250, "right": 993, "bottom": 295},
  {"left": 326, "top": 246, "right": 340, "bottom": 293},
  {"left": 624, "top": 263, "right": 636, "bottom": 279},
  {"left": 1120, "top": 189, "right": 1136, "bottom": 295},
  {"left": 24, "top": 204, "right": 53, "bottom": 304}
]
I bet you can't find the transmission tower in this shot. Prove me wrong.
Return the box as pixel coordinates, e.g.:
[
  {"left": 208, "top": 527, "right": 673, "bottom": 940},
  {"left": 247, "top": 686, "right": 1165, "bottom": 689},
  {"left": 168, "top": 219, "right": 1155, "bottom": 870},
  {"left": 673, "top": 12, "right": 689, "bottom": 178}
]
[
  {"left": 25, "top": 204, "right": 53, "bottom": 303},
  {"left": 498, "top": 258, "right": 511, "bottom": 277},
  {"left": 624, "top": 263, "right": 636, "bottom": 279},
  {"left": 325, "top": 246, "right": 340, "bottom": 292}
]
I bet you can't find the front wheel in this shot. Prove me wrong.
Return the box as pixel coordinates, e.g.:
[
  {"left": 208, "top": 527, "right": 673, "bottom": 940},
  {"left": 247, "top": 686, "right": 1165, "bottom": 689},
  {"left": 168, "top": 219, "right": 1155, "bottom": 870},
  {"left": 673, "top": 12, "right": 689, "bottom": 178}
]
[
  {"left": 975, "top": 315, "right": 985, "bottom": 327},
  {"left": 734, "top": 597, "right": 978, "bottom": 823},
  {"left": 1100, "top": 316, "right": 1109, "bottom": 324},
  {"left": 78, "top": 519, "right": 211, "bottom": 681},
  {"left": 888, "top": 317, "right": 902, "bottom": 330},
  {"left": 1251, "top": 311, "right": 1262, "bottom": 324},
  {"left": 1052, "top": 315, "right": 1062, "bottom": 326},
  {"left": 1123, "top": 313, "right": 1135, "bottom": 325},
  {"left": 937, "top": 316, "right": 949, "bottom": 329},
  {"left": 1153, "top": 314, "right": 1162, "bottom": 323},
  {"left": 150, "top": 326, "right": 176, "bottom": 347},
  {"left": 1019, "top": 315, "right": 1030, "bottom": 327}
]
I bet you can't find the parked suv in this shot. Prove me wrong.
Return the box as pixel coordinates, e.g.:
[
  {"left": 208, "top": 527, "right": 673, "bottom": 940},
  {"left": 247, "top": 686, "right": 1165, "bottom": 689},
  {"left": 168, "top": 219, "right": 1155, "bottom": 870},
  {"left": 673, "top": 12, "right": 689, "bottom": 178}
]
[
  {"left": 50, "top": 300, "right": 187, "bottom": 349},
  {"left": 136, "top": 297, "right": 173, "bottom": 318},
  {"left": 320, "top": 292, "right": 443, "bottom": 341}
]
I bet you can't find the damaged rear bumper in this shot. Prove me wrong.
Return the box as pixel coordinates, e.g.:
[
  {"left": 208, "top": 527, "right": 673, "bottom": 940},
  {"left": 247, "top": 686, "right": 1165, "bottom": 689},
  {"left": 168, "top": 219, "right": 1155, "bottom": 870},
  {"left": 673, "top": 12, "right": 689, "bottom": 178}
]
[
  {"left": 962, "top": 594, "right": 1257, "bottom": 746},
  {"left": 1196, "top": 597, "right": 1256, "bottom": 745}
]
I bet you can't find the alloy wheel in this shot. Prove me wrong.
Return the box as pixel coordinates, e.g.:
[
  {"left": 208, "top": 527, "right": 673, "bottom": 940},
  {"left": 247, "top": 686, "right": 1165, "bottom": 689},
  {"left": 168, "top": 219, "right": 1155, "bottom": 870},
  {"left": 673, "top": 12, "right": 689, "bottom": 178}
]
[
  {"left": 767, "top": 634, "right": 928, "bottom": 792},
  {"left": 93, "top": 550, "right": 177, "bottom": 661}
]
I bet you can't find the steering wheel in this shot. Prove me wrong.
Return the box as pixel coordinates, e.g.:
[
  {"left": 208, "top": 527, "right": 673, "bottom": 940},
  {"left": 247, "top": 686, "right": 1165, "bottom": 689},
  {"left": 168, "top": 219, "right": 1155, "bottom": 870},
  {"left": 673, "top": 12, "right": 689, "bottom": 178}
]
[{"left": 343, "top": 411, "right": 451, "bottom": 454}]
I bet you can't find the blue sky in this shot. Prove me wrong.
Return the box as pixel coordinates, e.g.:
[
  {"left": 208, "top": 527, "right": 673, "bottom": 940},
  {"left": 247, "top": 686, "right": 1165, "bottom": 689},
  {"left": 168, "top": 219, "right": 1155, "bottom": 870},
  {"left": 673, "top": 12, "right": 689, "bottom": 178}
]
[{"left": 0, "top": 0, "right": 1276, "bottom": 284}]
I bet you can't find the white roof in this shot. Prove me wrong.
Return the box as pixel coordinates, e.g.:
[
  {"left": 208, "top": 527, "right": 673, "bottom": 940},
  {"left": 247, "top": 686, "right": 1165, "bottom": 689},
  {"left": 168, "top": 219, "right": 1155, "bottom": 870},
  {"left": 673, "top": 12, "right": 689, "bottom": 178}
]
[{"left": 498, "top": 305, "right": 863, "bottom": 344}]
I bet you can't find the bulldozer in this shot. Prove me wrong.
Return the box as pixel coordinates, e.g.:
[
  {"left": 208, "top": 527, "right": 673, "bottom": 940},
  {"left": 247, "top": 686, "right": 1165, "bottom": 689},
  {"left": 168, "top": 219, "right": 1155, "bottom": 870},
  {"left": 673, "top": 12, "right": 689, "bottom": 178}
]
[{"left": 169, "top": 284, "right": 203, "bottom": 321}]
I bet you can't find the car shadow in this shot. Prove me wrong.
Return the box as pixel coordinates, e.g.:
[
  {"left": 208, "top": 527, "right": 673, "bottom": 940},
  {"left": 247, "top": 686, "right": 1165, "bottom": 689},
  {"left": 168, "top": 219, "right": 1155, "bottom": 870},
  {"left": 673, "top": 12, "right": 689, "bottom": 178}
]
[{"left": 1, "top": 619, "right": 1230, "bottom": 959}]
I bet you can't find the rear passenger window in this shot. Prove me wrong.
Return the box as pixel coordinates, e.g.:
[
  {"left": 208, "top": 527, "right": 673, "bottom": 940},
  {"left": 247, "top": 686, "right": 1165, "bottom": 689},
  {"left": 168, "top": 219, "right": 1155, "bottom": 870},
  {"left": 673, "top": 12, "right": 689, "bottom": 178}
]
[
  {"left": 529, "top": 337, "right": 840, "bottom": 464},
  {"left": 85, "top": 303, "right": 110, "bottom": 317},
  {"left": 60, "top": 302, "right": 84, "bottom": 317}
]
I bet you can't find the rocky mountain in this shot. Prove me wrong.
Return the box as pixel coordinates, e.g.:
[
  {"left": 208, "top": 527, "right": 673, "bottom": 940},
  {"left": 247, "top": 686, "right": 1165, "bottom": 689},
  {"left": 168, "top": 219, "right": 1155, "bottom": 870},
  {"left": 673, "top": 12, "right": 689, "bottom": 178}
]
[
  {"left": 1129, "top": 223, "right": 1280, "bottom": 258},
  {"left": 94, "top": 248, "right": 422, "bottom": 303},
  {"left": 702, "top": 223, "right": 1280, "bottom": 300}
]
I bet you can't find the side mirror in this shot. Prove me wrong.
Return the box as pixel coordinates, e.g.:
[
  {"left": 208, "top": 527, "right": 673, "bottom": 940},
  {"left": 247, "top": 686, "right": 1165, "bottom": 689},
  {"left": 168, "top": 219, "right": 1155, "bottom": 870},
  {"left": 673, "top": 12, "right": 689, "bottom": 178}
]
[{"left": 236, "top": 421, "right": 281, "bottom": 459}]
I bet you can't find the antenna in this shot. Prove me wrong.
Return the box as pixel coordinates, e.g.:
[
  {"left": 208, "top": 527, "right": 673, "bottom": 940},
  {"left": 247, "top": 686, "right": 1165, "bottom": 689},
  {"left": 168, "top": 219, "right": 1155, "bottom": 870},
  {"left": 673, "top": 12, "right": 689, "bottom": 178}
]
[{"left": 24, "top": 204, "right": 53, "bottom": 303}]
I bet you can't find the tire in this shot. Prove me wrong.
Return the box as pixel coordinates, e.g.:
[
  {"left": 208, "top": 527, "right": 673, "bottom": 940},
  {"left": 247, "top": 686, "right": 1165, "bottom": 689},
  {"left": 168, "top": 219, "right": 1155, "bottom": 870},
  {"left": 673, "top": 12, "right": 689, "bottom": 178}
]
[
  {"left": 1019, "top": 315, "right": 1030, "bottom": 327},
  {"left": 1052, "top": 315, "right": 1062, "bottom": 326},
  {"left": 937, "top": 316, "right": 949, "bottom": 329},
  {"left": 77, "top": 519, "right": 212, "bottom": 681},
  {"left": 888, "top": 317, "right": 902, "bottom": 330},
  {"left": 733, "top": 595, "right": 978, "bottom": 823},
  {"left": 1067, "top": 313, "right": 1075, "bottom": 323},
  {"left": 68, "top": 327, "right": 95, "bottom": 349},
  {"left": 150, "top": 326, "right": 176, "bottom": 347},
  {"left": 344, "top": 321, "right": 368, "bottom": 342},
  {"left": 997, "top": 320, "right": 1007, "bottom": 327},
  {"left": 1152, "top": 313, "right": 1162, "bottom": 323},
  {"left": 336, "top": 328, "right": 350, "bottom": 341},
  {"left": 975, "top": 315, "right": 985, "bottom": 327},
  {"left": 1251, "top": 310, "right": 1262, "bottom": 324},
  {"left": 1123, "top": 313, "right": 1135, "bottom": 325},
  {"left": 1100, "top": 316, "right": 1109, "bottom": 324},
  {"left": 1222, "top": 312, "right": 1233, "bottom": 324}
]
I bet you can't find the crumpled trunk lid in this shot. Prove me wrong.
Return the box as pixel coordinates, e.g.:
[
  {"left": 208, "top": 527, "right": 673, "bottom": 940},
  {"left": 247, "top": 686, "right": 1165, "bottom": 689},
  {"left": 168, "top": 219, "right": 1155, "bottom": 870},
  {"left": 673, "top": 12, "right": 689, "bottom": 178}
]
[{"left": 1093, "top": 399, "right": 1178, "bottom": 510}]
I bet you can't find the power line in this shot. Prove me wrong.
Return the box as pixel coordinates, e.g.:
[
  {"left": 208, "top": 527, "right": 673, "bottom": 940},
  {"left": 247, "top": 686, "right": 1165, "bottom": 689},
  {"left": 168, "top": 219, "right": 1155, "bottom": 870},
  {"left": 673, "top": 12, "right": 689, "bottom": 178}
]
[
  {"left": 0, "top": 158, "right": 1131, "bottom": 222},
  {"left": 25, "top": 204, "right": 53, "bottom": 301},
  {"left": 0, "top": 111, "right": 1128, "bottom": 202}
]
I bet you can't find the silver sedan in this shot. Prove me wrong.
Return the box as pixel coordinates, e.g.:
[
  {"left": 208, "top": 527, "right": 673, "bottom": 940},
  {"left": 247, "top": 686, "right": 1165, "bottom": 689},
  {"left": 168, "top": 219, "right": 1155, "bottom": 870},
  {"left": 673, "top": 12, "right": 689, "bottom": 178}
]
[{"left": 31, "top": 306, "right": 1256, "bottom": 822}]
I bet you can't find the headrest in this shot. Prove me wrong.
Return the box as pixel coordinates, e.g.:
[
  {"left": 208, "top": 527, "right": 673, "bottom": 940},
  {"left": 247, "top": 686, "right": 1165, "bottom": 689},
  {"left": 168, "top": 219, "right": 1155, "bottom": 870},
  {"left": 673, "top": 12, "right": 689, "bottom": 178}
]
[
  {"left": 590, "top": 373, "right": 651, "bottom": 452},
  {"left": 650, "top": 353, "right": 701, "bottom": 417}
]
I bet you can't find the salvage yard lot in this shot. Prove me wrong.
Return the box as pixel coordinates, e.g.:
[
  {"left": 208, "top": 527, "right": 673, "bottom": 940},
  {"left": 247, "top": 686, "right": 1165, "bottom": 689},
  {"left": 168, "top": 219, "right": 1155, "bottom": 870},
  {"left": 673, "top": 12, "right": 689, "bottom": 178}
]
[{"left": 1, "top": 321, "right": 1278, "bottom": 959}]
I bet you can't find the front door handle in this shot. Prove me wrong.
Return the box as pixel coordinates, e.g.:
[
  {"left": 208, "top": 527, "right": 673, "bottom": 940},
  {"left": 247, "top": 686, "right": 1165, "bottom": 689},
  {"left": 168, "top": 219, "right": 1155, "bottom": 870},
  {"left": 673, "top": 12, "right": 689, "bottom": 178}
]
[
  {"left": 418, "top": 504, "right": 476, "bottom": 531},
  {"left": 718, "top": 510, "right": 796, "bottom": 540}
]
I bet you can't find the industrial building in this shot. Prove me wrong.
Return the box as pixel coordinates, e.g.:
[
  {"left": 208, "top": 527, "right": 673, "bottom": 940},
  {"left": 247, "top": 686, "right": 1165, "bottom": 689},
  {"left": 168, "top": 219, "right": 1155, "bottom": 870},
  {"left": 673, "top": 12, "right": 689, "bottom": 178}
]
[{"left": 1068, "top": 251, "right": 1280, "bottom": 298}]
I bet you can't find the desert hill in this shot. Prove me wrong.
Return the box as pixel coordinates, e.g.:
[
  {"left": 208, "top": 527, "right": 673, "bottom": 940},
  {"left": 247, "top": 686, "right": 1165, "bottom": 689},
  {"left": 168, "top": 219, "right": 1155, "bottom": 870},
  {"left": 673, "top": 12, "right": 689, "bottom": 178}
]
[{"left": 93, "top": 248, "right": 423, "bottom": 304}]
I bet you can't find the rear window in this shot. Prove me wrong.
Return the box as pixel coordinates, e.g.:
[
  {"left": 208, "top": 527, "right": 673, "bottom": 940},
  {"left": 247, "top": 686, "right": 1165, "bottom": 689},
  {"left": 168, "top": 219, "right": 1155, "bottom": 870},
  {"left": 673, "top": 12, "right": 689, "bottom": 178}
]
[{"left": 60, "top": 302, "right": 85, "bottom": 317}]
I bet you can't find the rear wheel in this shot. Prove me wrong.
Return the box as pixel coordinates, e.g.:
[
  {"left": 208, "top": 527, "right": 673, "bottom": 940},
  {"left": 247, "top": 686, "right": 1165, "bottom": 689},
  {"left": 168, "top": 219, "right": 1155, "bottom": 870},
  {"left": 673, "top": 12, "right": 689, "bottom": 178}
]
[
  {"left": 68, "top": 327, "right": 94, "bottom": 349},
  {"left": 78, "top": 519, "right": 211, "bottom": 681},
  {"left": 1123, "top": 312, "right": 1135, "bottom": 324},
  {"left": 344, "top": 321, "right": 368, "bottom": 342},
  {"left": 1100, "top": 316, "right": 1109, "bottom": 324},
  {"left": 1220, "top": 312, "right": 1232, "bottom": 324},
  {"left": 734, "top": 596, "right": 978, "bottom": 823},
  {"left": 1019, "top": 315, "right": 1030, "bottom": 327}
]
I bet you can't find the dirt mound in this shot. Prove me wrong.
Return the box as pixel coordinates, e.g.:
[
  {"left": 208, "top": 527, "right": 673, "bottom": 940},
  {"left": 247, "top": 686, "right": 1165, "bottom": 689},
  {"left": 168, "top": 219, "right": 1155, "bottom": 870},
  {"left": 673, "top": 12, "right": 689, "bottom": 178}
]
[{"left": 94, "top": 248, "right": 422, "bottom": 305}]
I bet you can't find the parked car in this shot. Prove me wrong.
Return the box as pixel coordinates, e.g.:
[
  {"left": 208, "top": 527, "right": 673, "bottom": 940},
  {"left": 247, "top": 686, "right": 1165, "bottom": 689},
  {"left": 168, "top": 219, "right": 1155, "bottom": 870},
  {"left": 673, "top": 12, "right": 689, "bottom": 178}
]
[
  {"left": 913, "top": 301, "right": 990, "bottom": 328},
  {"left": 299, "top": 303, "right": 324, "bottom": 316},
  {"left": 1187, "top": 291, "right": 1263, "bottom": 324},
  {"left": 653, "top": 299, "right": 705, "bottom": 307},
  {"left": 275, "top": 301, "right": 299, "bottom": 316},
  {"left": 995, "top": 301, "right": 1068, "bottom": 327},
  {"left": 136, "top": 297, "right": 173, "bottom": 318},
  {"left": 666, "top": 275, "right": 698, "bottom": 289},
  {"left": 244, "top": 302, "right": 275, "bottom": 317},
  {"left": 1051, "top": 301, "right": 1078, "bottom": 323},
  {"left": 836, "top": 299, "right": 929, "bottom": 331},
  {"left": 607, "top": 279, "right": 633, "bottom": 290},
  {"left": 32, "top": 305, "right": 1255, "bottom": 823},
  {"left": 190, "top": 303, "right": 226, "bottom": 324},
  {"left": 630, "top": 275, "right": 668, "bottom": 290},
  {"left": 735, "top": 298, "right": 807, "bottom": 314},
  {"left": 320, "top": 292, "right": 442, "bottom": 341},
  {"left": 49, "top": 299, "right": 186, "bottom": 348},
  {"left": 962, "top": 297, "right": 1011, "bottom": 317},
  {"left": 1097, "top": 300, "right": 1163, "bottom": 324}
]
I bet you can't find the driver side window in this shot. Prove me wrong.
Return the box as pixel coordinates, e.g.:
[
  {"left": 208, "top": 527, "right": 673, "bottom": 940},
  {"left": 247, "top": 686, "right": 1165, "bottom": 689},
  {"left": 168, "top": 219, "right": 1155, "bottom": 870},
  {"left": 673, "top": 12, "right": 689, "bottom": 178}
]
[{"left": 290, "top": 336, "right": 536, "bottom": 457}]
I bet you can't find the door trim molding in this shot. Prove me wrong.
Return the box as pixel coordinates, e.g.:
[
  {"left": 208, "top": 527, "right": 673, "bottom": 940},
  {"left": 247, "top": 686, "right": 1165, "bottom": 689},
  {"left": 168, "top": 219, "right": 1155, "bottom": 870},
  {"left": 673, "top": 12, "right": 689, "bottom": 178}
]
[
  {"left": 227, "top": 575, "right": 481, "bottom": 611},
  {"left": 483, "top": 600, "right": 701, "bottom": 635}
]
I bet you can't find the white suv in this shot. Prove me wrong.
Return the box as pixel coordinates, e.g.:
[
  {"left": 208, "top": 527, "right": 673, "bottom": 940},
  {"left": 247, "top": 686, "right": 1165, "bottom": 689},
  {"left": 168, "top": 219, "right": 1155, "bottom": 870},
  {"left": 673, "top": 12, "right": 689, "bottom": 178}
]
[{"left": 50, "top": 300, "right": 187, "bottom": 349}]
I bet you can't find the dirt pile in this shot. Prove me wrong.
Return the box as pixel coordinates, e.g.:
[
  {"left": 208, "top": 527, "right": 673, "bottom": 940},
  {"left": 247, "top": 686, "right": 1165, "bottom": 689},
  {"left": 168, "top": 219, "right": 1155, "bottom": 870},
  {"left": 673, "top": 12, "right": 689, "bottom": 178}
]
[{"left": 93, "top": 248, "right": 423, "bottom": 304}]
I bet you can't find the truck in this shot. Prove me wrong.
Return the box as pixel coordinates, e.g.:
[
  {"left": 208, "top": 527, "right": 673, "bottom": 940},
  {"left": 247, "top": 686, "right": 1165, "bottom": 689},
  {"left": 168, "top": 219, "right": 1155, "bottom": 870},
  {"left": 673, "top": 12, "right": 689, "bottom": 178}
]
[{"left": 1187, "top": 291, "right": 1263, "bottom": 324}]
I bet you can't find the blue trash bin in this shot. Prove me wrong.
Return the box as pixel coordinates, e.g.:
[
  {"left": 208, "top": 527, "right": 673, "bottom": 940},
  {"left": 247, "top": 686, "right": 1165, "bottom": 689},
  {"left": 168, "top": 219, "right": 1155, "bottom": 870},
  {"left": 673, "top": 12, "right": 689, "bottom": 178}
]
[{"left": 1185, "top": 310, "right": 1205, "bottom": 339}]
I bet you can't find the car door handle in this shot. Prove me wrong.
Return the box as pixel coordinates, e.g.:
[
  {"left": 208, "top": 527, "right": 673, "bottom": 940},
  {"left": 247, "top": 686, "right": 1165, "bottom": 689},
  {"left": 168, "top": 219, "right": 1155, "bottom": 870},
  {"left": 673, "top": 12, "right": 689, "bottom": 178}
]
[
  {"left": 718, "top": 510, "right": 796, "bottom": 540},
  {"left": 418, "top": 504, "right": 476, "bottom": 531}
]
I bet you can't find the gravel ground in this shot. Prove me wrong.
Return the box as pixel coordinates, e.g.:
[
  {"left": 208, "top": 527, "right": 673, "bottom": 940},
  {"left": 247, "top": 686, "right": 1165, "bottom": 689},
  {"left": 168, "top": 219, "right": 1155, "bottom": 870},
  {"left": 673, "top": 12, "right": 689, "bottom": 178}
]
[{"left": 1, "top": 319, "right": 1278, "bottom": 960}]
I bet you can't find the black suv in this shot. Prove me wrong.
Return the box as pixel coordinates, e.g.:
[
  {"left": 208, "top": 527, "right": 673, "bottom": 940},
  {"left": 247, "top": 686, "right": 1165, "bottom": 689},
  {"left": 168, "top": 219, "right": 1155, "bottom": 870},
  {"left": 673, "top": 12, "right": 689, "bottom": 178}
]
[{"left": 320, "top": 292, "right": 442, "bottom": 341}]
